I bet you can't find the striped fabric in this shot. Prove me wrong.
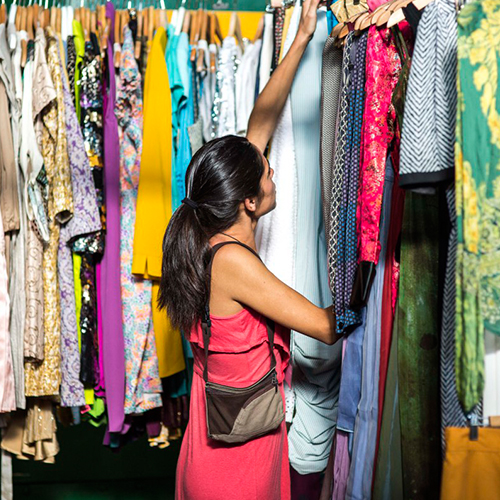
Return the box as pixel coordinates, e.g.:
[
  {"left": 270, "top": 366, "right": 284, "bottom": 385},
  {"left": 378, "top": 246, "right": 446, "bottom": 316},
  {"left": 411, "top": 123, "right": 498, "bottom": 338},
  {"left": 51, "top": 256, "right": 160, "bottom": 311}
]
[
  {"left": 399, "top": 0, "right": 457, "bottom": 190},
  {"left": 319, "top": 36, "right": 342, "bottom": 246},
  {"left": 327, "top": 33, "right": 353, "bottom": 310},
  {"left": 335, "top": 32, "right": 367, "bottom": 334}
]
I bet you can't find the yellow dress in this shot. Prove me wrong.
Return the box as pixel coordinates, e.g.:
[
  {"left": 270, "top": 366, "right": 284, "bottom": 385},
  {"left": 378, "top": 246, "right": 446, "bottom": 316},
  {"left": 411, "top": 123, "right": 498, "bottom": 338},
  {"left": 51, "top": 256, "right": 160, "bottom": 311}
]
[{"left": 133, "top": 27, "right": 185, "bottom": 378}]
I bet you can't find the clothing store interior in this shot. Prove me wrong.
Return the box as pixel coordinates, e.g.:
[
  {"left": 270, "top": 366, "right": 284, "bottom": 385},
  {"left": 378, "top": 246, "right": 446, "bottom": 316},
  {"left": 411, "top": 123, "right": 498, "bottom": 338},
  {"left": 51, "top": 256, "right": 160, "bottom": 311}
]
[{"left": 0, "top": 0, "right": 498, "bottom": 498}]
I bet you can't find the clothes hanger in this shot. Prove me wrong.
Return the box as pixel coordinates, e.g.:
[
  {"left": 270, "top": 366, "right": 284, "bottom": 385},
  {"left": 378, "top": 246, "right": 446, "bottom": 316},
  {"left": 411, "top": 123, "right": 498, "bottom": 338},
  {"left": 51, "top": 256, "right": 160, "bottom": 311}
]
[
  {"left": 159, "top": 0, "right": 168, "bottom": 29},
  {"left": 27, "top": 0, "right": 35, "bottom": 37},
  {"left": 412, "top": 0, "right": 434, "bottom": 11},
  {"left": 196, "top": 7, "right": 208, "bottom": 72},
  {"left": 353, "top": 10, "right": 370, "bottom": 30},
  {"left": 357, "top": 0, "right": 393, "bottom": 30},
  {"left": 228, "top": 11, "right": 244, "bottom": 51},
  {"left": 147, "top": 3, "right": 154, "bottom": 41},
  {"left": 89, "top": 0, "right": 97, "bottom": 39},
  {"left": 182, "top": 8, "right": 191, "bottom": 34},
  {"left": 213, "top": 11, "right": 223, "bottom": 43},
  {"left": 336, "top": 7, "right": 368, "bottom": 39},
  {"left": 134, "top": 0, "right": 143, "bottom": 59},
  {"left": 20, "top": 0, "right": 29, "bottom": 68},
  {"left": 252, "top": 13, "right": 264, "bottom": 43},
  {"left": 385, "top": 0, "right": 413, "bottom": 28},
  {"left": 189, "top": 9, "right": 198, "bottom": 42},
  {"left": 0, "top": 0, "right": 5, "bottom": 25},
  {"left": 31, "top": 0, "right": 39, "bottom": 32}
]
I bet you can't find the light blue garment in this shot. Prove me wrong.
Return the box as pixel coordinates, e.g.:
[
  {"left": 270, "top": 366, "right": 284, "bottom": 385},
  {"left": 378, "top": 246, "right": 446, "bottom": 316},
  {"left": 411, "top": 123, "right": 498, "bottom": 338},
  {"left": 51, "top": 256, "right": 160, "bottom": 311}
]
[
  {"left": 165, "top": 25, "right": 184, "bottom": 209},
  {"left": 345, "top": 157, "right": 395, "bottom": 500},
  {"left": 287, "top": 10, "right": 343, "bottom": 475},
  {"left": 336, "top": 310, "right": 366, "bottom": 432},
  {"left": 172, "top": 33, "right": 193, "bottom": 210}
]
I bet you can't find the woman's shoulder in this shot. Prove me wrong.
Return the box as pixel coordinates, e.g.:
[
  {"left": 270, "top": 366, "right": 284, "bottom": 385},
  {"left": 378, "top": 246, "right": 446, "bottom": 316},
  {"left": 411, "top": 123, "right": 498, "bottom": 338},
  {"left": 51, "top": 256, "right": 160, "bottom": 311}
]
[{"left": 211, "top": 242, "right": 262, "bottom": 274}]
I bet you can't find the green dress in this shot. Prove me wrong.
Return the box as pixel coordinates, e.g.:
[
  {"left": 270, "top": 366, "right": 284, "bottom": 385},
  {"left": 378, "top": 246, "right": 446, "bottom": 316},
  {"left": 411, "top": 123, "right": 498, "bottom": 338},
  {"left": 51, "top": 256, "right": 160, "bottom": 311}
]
[{"left": 455, "top": 0, "right": 500, "bottom": 412}]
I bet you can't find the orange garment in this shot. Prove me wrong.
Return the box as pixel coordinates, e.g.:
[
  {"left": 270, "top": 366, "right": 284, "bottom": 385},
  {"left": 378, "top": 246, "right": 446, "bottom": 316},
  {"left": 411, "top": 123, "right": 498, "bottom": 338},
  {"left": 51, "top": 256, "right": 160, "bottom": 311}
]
[
  {"left": 133, "top": 27, "right": 185, "bottom": 378},
  {"left": 441, "top": 427, "right": 500, "bottom": 500}
]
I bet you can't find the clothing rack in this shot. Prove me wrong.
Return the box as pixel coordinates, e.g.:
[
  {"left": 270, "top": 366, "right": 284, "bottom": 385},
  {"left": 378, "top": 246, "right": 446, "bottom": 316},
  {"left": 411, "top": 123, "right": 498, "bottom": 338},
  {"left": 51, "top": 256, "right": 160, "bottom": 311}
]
[{"left": 2, "top": 0, "right": 267, "bottom": 11}]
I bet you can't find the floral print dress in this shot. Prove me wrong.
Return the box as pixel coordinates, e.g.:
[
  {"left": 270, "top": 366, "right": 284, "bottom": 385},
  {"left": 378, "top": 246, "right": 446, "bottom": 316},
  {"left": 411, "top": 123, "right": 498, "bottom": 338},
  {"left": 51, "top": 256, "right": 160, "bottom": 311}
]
[{"left": 116, "top": 26, "right": 162, "bottom": 414}]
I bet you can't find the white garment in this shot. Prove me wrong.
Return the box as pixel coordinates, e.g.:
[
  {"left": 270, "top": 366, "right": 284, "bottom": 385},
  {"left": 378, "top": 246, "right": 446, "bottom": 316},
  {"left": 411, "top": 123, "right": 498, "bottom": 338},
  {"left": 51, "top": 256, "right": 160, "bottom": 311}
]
[
  {"left": 235, "top": 39, "right": 262, "bottom": 136},
  {"left": 212, "top": 37, "right": 241, "bottom": 138},
  {"left": 0, "top": 25, "right": 21, "bottom": 176},
  {"left": 8, "top": 31, "right": 27, "bottom": 410},
  {"left": 256, "top": 6, "right": 301, "bottom": 288},
  {"left": 7, "top": 7, "right": 16, "bottom": 51},
  {"left": 198, "top": 39, "right": 217, "bottom": 143},
  {"left": 258, "top": 12, "right": 274, "bottom": 93},
  {"left": 61, "top": 6, "right": 74, "bottom": 43},
  {"left": 484, "top": 330, "right": 500, "bottom": 420}
]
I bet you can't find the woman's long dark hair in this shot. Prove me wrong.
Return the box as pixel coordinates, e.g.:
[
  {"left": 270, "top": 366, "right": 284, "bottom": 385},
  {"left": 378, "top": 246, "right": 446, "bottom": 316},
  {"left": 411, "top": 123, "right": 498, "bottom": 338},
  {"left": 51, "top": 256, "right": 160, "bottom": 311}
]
[{"left": 158, "top": 135, "right": 265, "bottom": 333}]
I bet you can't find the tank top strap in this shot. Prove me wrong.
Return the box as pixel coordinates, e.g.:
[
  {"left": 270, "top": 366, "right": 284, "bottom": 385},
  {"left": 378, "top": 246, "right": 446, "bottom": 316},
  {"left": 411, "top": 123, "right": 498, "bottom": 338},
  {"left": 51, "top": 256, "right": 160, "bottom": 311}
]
[{"left": 202, "top": 241, "right": 276, "bottom": 384}]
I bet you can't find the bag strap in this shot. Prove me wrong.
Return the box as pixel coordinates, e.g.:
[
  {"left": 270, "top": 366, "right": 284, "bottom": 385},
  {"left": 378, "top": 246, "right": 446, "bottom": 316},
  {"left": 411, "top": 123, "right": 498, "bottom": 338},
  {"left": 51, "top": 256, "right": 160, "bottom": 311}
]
[{"left": 201, "top": 241, "right": 277, "bottom": 384}]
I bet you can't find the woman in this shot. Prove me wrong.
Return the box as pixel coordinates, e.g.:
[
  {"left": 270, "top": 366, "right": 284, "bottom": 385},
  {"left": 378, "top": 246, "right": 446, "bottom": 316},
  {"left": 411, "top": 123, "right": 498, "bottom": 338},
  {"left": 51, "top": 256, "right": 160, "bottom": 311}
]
[{"left": 159, "top": 1, "right": 340, "bottom": 498}]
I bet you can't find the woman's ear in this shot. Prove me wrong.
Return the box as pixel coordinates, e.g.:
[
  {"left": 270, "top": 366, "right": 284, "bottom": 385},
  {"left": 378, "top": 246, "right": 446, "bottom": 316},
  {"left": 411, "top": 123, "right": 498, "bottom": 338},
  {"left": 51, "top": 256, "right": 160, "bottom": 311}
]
[{"left": 244, "top": 197, "right": 257, "bottom": 213}]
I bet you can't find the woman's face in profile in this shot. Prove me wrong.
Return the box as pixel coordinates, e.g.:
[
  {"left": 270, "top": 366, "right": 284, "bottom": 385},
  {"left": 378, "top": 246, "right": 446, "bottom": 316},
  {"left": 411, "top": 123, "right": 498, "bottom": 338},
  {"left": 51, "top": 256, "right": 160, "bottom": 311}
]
[{"left": 255, "top": 155, "right": 276, "bottom": 218}]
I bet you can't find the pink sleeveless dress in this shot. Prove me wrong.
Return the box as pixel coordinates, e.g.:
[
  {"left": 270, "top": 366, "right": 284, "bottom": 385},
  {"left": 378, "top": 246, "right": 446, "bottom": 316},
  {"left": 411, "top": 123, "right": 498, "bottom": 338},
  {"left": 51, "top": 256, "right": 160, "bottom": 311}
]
[{"left": 175, "top": 306, "right": 291, "bottom": 500}]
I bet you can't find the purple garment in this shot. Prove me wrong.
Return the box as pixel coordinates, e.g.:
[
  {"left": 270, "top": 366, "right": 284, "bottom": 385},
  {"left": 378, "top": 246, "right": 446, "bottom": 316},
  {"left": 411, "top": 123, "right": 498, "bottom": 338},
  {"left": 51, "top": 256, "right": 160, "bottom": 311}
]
[
  {"left": 94, "top": 262, "right": 106, "bottom": 397},
  {"left": 332, "top": 430, "right": 350, "bottom": 500},
  {"left": 57, "top": 45, "right": 101, "bottom": 407},
  {"left": 100, "top": 1, "right": 126, "bottom": 433}
]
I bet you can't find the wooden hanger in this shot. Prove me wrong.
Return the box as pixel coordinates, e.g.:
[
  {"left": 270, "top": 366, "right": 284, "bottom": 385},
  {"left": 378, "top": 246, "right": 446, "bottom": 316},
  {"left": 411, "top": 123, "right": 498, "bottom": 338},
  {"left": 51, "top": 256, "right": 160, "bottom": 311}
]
[
  {"left": 90, "top": 4, "right": 97, "bottom": 39},
  {"left": 228, "top": 11, "right": 244, "bottom": 51},
  {"left": 196, "top": 9, "right": 208, "bottom": 72},
  {"left": 412, "top": 0, "right": 434, "bottom": 11},
  {"left": 190, "top": 10, "right": 201, "bottom": 61},
  {"left": 0, "top": 0, "right": 6, "bottom": 25},
  {"left": 15, "top": 0, "right": 23, "bottom": 31},
  {"left": 385, "top": 0, "right": 413, "bottom": 27},
  {"left": 27, "top": 2, "right": 34, "bottom": 38},
  {"left": 252, "top": 13, "right": 264, "bottom": 43},
  {"left": 113, "top": 6, "right": 121, "bottom": 67},
  {"left": 182, "top": 9, "right": 191, "bottom": 34},
  {"left": 330, "top": 0, "right": 349, "bottom": 24},
  {"left": 212, "top": 11, "right": 223, "bottom": 44},
  {"left": 147, "top": 5, "right": 154, "bottom": 41},
  {"left": 135, "top": 6, "right": 143, "bottom": 59},
  {"left": 20, "top": 1, "right": 28, "bottom": 67},
  {"left": 57, "top": 2, "right": 63, "bottom": 34},
  {"left": 354, "top": 10, "right": 370, "bottom": 30},
  {"left": 357, "top": 0, "right": 395, "bottom": 30},
  {"left": 336, "top": 8, "right": 368, "bottom": 39}
]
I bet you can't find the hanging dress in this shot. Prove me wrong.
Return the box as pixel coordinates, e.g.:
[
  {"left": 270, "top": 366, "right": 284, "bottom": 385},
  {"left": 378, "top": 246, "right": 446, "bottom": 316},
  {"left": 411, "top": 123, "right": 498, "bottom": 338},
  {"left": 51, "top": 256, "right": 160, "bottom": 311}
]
[{"left": 116, "top": 25, "right": 162, "bottom": 415}]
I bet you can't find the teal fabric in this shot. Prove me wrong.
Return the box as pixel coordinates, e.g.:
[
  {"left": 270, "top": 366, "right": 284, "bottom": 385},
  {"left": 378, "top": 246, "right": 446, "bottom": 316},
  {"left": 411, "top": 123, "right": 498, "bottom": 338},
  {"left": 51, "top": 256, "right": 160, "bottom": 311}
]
[
  {"left": 172, "top": 34, "right": 193, "bottom": 210},
  {"left": 165, "top": 25, "right": 184, "bottom": 209}
]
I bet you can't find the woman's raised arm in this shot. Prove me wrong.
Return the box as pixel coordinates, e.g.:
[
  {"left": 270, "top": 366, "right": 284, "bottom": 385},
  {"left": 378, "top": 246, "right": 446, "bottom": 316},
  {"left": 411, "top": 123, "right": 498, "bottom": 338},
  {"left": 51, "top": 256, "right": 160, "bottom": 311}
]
[{"left": 246, "top": 0, "right": 321, "bottom": 153}]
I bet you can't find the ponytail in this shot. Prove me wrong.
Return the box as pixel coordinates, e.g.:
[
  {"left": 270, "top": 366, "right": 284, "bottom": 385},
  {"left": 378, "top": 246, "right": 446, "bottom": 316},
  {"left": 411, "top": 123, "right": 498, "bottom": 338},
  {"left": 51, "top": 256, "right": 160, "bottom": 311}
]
[{"left": 158, "top": 135, "right": 265, "bottom": 333}]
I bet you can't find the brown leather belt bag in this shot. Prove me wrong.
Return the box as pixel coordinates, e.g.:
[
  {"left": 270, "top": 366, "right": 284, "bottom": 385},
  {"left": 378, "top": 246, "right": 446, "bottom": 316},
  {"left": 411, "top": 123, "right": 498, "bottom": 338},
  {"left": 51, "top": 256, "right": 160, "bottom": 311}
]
[{"left": 201, "top": 242, "right": 285, "bottom": 444}]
